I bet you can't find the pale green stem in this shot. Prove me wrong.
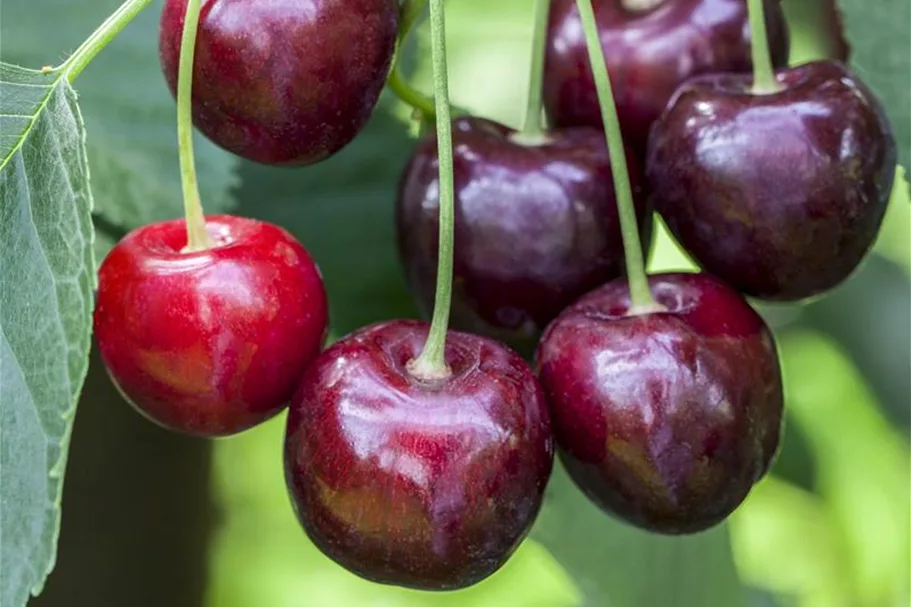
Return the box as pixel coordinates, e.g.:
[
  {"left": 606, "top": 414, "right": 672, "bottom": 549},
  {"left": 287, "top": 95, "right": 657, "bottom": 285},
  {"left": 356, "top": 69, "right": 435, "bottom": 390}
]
[
  {"left": 519, "top": 0, "right": 550, "bottom": 139},
  {"left": 176, "top": 0, "right": 213, "bottom": 252},
  {"left": 747, "top": 0, "right": 782, "bottom": 93},
  {"left": 407, "top": 0, "right": 455, "bottom": 381},
  {"left": 61, "top": 0, "right": 155, "bottom": 82},
  {"left": 576, "top": 0, "right": 658, "bottom": 311},
  {"left": 388, "top": 0, "right": 435, "bottom": 119}
]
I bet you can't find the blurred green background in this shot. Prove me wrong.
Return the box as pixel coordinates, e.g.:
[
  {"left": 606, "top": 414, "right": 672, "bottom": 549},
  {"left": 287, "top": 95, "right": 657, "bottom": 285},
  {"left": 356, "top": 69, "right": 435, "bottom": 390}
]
[{"left": 8, "top": 0, "right": 907, "bottom": 606}]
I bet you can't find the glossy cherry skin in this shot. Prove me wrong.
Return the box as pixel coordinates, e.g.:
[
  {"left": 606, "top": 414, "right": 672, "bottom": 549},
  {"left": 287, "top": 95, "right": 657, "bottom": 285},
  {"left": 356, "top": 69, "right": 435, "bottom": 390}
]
[
  {"left": 536, "top": 273, "right": 783, "bottom": 534},
  {"left": 396, "top": 116, "right": 652, "bottom": 356},
  {"left": 284, "top": 320, "right": 554, "bottom": 590},
  {"left": 159, "top": 0, "right": 398, "bottom": 166},
  {"left": 94, "top": 215, "right": 329, "bottom": 437},
  {"left": 647, "top": 61, "right": 897, "bottom": 301},
  {"left": 543, "top": 0, "right": 789, "bottom": 153}
]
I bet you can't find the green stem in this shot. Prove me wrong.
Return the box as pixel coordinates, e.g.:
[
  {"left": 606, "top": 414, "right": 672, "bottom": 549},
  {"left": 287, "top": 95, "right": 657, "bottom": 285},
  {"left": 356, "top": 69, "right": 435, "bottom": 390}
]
[
  {"left": 177, "top": 0, "right": 212, "bottom": 252},
  {"left": 61, "top": 0, "right": 155, "bottom": 82},
  {"left": 747, "top": 0, "right": 781, "bottom": 93},
  {"left": 399, "top": 0, "right": 428, "bottom": 45},
  {"left": 408, "top": 0, "right": 454, "bottom": 381},
  {"left": 576, "top": 0, "right": 657, "bottom": 311},
  {"left": 387, "top": 69, "right": 436, "bottom": 118},
  {"left": 388, "top": 0, "right": 436, "bottom": 119},
  {"left": 518, "top": 0, "right": 550, "bottom": 139}
]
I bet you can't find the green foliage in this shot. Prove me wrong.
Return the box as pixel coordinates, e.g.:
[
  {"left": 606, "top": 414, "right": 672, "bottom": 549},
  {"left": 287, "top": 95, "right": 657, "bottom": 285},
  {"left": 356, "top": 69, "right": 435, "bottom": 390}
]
[
  {"left": 533, "top": 465, "right": 745, "bottom": 607},
  {"left": 730, "top": 330, "right": 910, "bottom": 607},
  {"left": 839, "top": 0, "right": 911, "bottom": 172},
  {"left": 782, "top": 331, "right": 910, "bottom": 606},
  {"left": 233, "top": 105, "right": 419, "bottom": 337},
  {"left": 0, "top": 64, "right": 95, "bottom": 607},
  {"left": 0, "top": 0, "right": 239, "bottom": 246}
]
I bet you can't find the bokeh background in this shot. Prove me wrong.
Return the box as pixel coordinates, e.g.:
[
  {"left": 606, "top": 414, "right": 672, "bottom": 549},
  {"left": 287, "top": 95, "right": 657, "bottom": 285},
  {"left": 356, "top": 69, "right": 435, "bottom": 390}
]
[{"left": 3, "top": 0, "right": 907, "bottom": 605}]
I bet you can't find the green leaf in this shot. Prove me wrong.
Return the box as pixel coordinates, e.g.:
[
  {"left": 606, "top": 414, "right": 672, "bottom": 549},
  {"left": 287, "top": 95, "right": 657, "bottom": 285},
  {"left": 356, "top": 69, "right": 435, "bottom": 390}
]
[
  {"left": 235, "top": 101, "right": 419, "bottom": 337},
  {"left": 730, "top": 476, "right": 855, "bottom": 607},
  {"left": 839, "top": 0, "right": 911, "bottom": 172},
  {"left": 532, "top": 463, "right": 746, "bottom": 607},
  {"left": 0, "top": 0, "right": 240, "bottom": 237},
  {"left": 799, "top": 253, "right": 911, "bottom": 432},
  {"left": 0, "top": 63, "right": 95, "bottom": 607},
  {"left": 780, "top": 330, "right": 910, "bottom": 607}
]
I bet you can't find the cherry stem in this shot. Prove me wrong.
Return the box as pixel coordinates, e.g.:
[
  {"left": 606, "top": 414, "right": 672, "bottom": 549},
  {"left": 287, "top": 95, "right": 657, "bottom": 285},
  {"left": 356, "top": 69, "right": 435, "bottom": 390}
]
[
  {"left": 575, "top": 0, "right": 658, "bottom": 312},
  {"left": 176, "top": 0, "right": 213, "bottom": 252},
  {"left": 517, "top": 0, "right": 550, "bottom": 141},
  {"left": 747, "top": 0, "right": 782, "bottom": 94},
  {"left": 387, "top": 70, "right": 436, "bottom": 120},
  {"left": 61, "top": 0, "right": 155, "bottom": 82},
  {"left": 388, "top": 0, "right": 436, "bottom": 120},
  {"left": 408, "top": 0, "right": 454, "bottom": 381}
]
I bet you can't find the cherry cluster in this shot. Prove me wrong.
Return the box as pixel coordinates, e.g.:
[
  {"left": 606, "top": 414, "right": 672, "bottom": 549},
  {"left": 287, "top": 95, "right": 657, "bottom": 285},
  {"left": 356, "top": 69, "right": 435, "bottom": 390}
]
[{"left": 91, "top": 0, "right": 896, "bottom": 593}]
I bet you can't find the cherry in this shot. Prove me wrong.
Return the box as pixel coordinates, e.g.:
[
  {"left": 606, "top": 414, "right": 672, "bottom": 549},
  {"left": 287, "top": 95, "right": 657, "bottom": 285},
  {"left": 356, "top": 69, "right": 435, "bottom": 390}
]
[
  {"left": 94, "top": 215, "right": 329, "bottom": 437},
  {"left": 283, "top": 320, "right": 553, "bottom": 590},
  {"left": 535, "top": 272, "right": 783, "bottom": 534},
  {"left": 647, "top": 60, "right": 896, "bottom": 301},
  {"left": 396, "top": 115, "right": 652, "bottom": 355},
  {"left": 158, "top": 0, "right": 398, "bottom": 166},
  {"left": 542, "top": 0, "right": 790, "bottom": 154}
]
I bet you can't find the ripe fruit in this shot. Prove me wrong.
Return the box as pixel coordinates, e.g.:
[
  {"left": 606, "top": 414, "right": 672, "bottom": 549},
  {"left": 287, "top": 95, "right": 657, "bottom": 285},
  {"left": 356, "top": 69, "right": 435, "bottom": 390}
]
[
  {"left": 647, "top": 60, "right": 896, "bottom": 301},
  {"left": 536, "top": 273, "right": 783, "bottom": 534},
  {"left": 159, "top": 0, "right": 398, "bottom": 166},
  {"left": 94, "top": 215, "right": 329, "bottom": 437},
  {"left": 284, "top": 320, "right": 553, "bottom": 590},
  {"left": 543, "top": 0, "right": 790, "bottom": 153},
  {"left": 396, "top": 116, "right": 652, "bottom": 355}
]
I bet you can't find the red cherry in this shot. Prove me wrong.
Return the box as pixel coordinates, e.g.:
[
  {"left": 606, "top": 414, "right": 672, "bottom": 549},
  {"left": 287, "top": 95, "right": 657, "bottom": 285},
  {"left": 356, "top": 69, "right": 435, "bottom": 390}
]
[
  {"left": 284, "top": 320, "right": 554, "bottom": 589},
  {"left": 543, "top": 0, "right": 790, "bottom": 154},
  {"left": 158, "top": 0, "right": 399, "bottom": 166},
  {"left": 94, "top": 215, "right": 329, "bottom": 437},
  {"left": 396, "top": 116, "right": 652, "bottom": 356},
  {"left": 646, "top": 61, "right": 896, "bottom": 300},
  {"left": 536, "top": 272, "right": 783, "bottom": 533}
]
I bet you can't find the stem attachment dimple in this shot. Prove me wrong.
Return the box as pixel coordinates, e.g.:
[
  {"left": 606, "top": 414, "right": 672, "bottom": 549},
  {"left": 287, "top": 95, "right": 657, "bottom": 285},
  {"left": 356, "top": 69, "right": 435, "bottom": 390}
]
[
  {"left": 176, "top": 0, "right": 213, "bottom": 252},
  {"left": 620, "top": 0, "right": 664, "bottom": 12},
  {"left": 407, "top": 0, "right": 455, "bottom": 382},
  {"left": 746, "top": 0, "right": 782, "bottom": 94},
  {"left": 575, "top": 0, "right": 660, "bottom": 313}
]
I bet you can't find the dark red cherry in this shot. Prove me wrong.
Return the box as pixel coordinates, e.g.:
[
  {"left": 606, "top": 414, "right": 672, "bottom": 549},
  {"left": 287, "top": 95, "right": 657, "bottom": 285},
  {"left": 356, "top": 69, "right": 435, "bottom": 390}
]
[
  {"left": 159, "top": 0, "right": 398, "bottom": 166},
  {"left": 535, "top": 272, "right": 783, "bottom": 534},
  {"left": 94, "top": 215, "right": 329, "bottom": 437},
  {"left": 647, "top": 60, "right": 896, "bottom": 301},
  {"left": 543, "top": 0, "right": 789, "bottom": 153},
  {"left": 396, "top": 116, "right": 652, "bottom": 356},
  {"left": 284, "top": 320, "right": 553, "bottom": 590}
]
